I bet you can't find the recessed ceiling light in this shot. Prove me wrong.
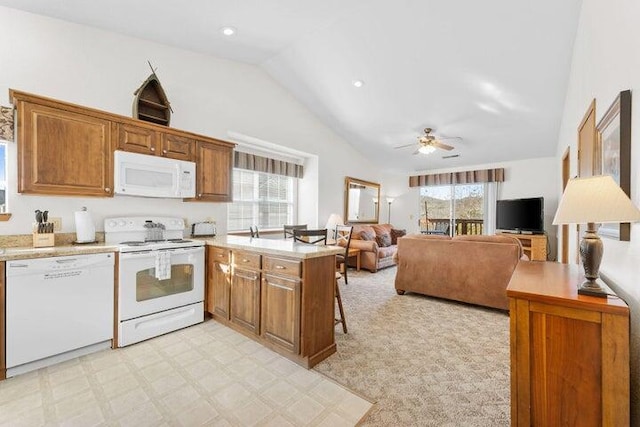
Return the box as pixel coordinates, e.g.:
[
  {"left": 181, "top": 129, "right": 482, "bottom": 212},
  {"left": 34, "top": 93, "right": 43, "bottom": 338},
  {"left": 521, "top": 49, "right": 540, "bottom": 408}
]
[
  {"left": 352, "top": 80, "right": 364, "bottom": 88},
  {"left": 221, "top": 26, "right": 236, "bottom": 36}
]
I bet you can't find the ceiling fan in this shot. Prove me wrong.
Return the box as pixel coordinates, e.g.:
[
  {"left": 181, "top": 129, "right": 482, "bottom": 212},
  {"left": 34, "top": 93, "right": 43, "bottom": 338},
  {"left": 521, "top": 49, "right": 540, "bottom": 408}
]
[{"left": 394, "top": 128, "right": 460, "bottom": 155}]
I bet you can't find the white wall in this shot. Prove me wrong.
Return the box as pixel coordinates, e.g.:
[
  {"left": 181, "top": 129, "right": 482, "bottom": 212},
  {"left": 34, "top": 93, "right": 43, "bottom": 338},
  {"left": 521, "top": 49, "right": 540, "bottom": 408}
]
[
  {"left": 397, "top": 157, "right": 558, "bottom": 257},
  {"left": 0, "top": 6, "right": 392, "bottom": 236},
  {"left": 556, "top": 0, "right": 640, "bottom": 419}
]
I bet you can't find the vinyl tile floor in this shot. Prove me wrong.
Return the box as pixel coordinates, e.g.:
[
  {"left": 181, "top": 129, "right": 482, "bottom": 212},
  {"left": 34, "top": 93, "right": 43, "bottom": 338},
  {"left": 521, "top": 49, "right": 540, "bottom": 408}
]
[{"left": 0, "top": 320, "right": 372, "bottom": 426}]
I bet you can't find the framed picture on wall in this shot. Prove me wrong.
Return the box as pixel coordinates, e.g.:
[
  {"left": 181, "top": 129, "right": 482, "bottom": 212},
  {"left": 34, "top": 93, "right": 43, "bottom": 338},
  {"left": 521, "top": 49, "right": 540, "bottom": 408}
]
[{"left": 596, "top": 89, "right": 632, "bottom": 241}]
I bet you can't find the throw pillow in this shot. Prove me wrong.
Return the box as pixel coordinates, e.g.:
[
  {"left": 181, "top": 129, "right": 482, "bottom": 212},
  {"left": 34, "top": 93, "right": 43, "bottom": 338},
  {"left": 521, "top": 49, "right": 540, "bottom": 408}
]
[
  {"left": 360, "top": 229, "right": 376, "bottom": 241},
  {"left": 376, "top": 232, "right": 392, "bottom": 247},
  {"left": 390, "top": 228, "right": 407, "bottom": 245}
]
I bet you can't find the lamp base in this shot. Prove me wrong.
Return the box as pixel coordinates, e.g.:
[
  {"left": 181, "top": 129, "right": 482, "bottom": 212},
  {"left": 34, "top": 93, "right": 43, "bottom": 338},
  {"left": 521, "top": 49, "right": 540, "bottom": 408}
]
[{"left": 578, "top": 279, "right": 608, "bottom": 298}]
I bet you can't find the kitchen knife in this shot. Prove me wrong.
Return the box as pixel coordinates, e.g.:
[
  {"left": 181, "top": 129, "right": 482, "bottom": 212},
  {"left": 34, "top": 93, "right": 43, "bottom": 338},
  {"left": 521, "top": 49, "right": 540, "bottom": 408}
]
[{"left": 42, "top": 210, "right": 48, "bottom": 223}]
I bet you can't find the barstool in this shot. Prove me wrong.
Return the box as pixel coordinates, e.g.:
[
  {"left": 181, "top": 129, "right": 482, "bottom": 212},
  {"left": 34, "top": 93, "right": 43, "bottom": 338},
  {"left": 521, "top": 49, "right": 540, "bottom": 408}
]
[{"left": 334, "top": 272, "right": 348, "bottom": 333}]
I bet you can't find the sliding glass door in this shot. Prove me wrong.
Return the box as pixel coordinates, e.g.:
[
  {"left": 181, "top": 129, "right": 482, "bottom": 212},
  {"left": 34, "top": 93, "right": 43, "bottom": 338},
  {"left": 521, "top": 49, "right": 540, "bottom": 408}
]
[{"left": 419, "top": 184, "right": 486, "bottom": 235}]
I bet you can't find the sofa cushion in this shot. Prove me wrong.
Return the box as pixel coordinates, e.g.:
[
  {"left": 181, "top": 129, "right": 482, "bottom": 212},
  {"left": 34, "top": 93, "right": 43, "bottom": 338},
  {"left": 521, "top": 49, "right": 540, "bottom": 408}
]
[
  {"left": 376, "top": 232, "right": 392, "bottom": 247},
  {"left": 372, "top": 224, "right": 393, "bottom": 236},
  {"left": 352, "top": 224, "right": 375, "bottom": 240},
  {"left": 453, "top": 234, "right": 524, "bottom": 257},
  {"left": 378, "top": 245, "right": 397, "bottom": 259},
  {"left": 390, "top": 228, "right": 407, "bottom": 245},
  {"left": 360, "top": 229, "right": 376, "bottom": 241}
]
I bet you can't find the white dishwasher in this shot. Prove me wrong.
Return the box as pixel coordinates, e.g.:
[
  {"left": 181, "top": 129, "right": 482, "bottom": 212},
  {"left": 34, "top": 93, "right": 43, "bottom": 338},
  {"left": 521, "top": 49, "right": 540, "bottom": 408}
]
[{"left": 6, "top": 252, "right": 114, "bottom": 377}]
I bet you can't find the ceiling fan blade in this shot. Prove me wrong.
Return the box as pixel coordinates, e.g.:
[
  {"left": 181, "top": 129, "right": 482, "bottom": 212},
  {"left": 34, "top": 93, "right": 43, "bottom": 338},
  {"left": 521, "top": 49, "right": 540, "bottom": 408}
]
[
  {"left": 393, "top": 142, "right": 419, "bottom": 149},
  {"left": 411, "top": 148, "right": 421, "bottom": 155},
  {"left": 433, "top": 141, "right": 455, "bottom": 151},
  {"left": 436, "top": 135, "right": 462, "bottom": 140}
]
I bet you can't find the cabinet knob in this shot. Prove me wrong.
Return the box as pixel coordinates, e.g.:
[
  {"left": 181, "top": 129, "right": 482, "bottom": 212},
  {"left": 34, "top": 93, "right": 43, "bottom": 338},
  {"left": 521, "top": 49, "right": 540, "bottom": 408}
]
[
  {"left": 275, "top": 265, "right": 286, "bottom": 270},
  {"left": 150, "top": 147, "right": 156, "bottom": 152},
  {"left": 163, "top": 149, "right": 167, "bottom": 154},
  {"left": 105, "top": 188, "right": 111, "bottom": 192},
  {"left": 199, "top": 193, "right": 203, "bottom": 197}
]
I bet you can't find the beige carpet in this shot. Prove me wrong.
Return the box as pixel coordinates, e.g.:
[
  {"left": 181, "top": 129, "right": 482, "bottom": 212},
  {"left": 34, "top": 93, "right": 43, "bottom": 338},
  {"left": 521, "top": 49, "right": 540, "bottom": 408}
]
[{"left": 314, "top": 267, "right": 511, "bottom": 426}]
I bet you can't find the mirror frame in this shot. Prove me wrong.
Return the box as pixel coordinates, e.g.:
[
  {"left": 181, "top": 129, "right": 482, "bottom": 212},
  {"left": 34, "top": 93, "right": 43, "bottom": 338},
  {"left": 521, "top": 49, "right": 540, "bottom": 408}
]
[{"left": 344, "top": 176, "right": 381, "bottom": 224}]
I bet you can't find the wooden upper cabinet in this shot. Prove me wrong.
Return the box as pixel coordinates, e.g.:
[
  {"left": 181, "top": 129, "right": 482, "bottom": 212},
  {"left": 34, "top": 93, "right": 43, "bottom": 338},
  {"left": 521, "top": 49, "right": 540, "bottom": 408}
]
[
  {"left": 116, "top": 123, "right": 194, "bottom": 161},
  {"left": 161, "top": 133, "right": 194, "bottom": 161},
  {"left": 17, "top": 101, "right": 113, "bottom": 197},
  {"left": 116, "top": 123, "right": 158, "bottom": 155},
  {"left": 191, "top": 140, "right": 233, "bottom": 202},
  {"left": 11, "top": 90, "right": 234, "bottom": 199}
]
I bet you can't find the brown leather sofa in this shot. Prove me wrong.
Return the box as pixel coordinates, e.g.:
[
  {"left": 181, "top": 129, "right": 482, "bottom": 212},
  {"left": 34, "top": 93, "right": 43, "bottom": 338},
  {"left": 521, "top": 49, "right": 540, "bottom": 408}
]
[
  {"left": 348, "top": 224, "right": 401, "bottom": 272},
  {"left": 394, "top": 234, "right": 523, "bottom": 310}
]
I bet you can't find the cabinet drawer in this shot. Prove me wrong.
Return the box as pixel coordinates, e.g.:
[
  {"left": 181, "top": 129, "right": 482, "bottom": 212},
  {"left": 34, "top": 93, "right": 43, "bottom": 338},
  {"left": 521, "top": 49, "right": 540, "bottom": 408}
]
[
  {"left": 211, "top": 247, "right": 230, "bottom": 263},
  {"left": 233, "top": 251, "right": 261, "bottom": 270},
  {"left": 263, "top": 256, "right": 301, "bottom": 278}
]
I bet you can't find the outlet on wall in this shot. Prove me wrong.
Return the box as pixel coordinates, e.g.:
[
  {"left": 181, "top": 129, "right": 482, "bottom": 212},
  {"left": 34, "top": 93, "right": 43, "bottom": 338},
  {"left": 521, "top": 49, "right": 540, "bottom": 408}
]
[
  {"left": 183, "top": 218, "right": 190, "bottom": 229},
  {"left": 50, "top": 217, "right": 62, "bottom": 232}
]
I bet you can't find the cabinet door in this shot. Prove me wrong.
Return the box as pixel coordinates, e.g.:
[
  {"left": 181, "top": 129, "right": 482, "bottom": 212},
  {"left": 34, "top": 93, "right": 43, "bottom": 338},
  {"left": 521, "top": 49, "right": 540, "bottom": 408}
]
[
  {"left": 18, "top": 102, "right": 113, "bottom": 196},
  {"left": 261, "top": 273, "right": 300, "bottom": 354},
  {"left": 208, "top": 260, "right": 230, "bottom": 319},
  {"left": 117, "top": 123, "right": 159, "bottom": 155},
  {"left": 193, "top": 140, "right": 233, "bottom": 202},
  {"left": 161, "top": 134, "right": 194, "bottom": 161},
  {"left": 230, "top": 267, "right": 261, "bottom": 334}
]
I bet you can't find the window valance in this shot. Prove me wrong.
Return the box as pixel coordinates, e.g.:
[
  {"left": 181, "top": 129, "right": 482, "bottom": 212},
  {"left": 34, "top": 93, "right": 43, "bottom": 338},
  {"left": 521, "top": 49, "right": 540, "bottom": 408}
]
[
  {"left": 409, "top": 168, "right": 504, "bottom": 187},
  {"left": 234, "top": 151, "right": 303, "bottom": 178}
]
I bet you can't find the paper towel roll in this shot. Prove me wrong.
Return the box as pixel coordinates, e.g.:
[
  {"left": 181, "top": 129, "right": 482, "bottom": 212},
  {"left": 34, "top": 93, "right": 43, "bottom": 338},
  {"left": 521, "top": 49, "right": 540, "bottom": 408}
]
[{"left": 75, "top": 209, "right": 96, "bottom": 243}]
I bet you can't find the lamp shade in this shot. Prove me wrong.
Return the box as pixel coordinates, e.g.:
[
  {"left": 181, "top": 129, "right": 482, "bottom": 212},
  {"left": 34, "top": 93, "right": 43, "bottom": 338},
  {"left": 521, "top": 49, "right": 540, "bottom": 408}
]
[
  {"left": 553, "top": 175, "right": 640, "bottom": 225},
  {"left": 325, "top": 213, "right": 344, "bottom": 231}
]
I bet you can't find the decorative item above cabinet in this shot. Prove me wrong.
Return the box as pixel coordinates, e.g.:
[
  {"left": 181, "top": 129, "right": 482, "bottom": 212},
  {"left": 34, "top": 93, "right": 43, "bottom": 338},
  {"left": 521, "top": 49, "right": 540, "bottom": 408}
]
[{"left": 9, "top": 90, "right": 234, "bottom": 201}]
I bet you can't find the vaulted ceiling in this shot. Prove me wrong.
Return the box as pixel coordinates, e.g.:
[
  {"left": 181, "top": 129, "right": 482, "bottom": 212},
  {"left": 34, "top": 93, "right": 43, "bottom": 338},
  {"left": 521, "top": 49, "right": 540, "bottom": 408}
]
[{"left": 0, "top": 0, "right": 583, "bottom": 172}]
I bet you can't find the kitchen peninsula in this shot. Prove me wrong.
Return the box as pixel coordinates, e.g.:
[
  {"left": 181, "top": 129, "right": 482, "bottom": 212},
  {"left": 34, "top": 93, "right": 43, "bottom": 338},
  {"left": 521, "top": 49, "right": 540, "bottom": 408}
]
[{"left": 202, "top": 236, "right": 344, "bottom": 368}]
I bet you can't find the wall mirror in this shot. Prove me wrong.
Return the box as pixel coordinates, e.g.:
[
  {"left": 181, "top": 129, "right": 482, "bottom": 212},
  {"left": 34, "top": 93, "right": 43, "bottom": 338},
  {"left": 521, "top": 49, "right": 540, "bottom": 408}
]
[{"left": 344, "top": 177, "right": 380, "bottom": 223}]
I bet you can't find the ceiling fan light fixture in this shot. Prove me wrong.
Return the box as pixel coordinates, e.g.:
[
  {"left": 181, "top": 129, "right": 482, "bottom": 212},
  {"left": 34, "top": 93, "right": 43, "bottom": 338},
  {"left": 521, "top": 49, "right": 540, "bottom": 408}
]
[
  {"left": 418, "top": 145, "right": 436, "bottom": 155},
  {"left": 352, "top": 80, "right": 364, "bottom": 88}
]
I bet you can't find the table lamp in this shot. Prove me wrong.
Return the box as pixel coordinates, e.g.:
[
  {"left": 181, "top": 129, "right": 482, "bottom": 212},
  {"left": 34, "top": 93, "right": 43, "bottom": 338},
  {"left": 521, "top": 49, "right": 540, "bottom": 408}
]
[
  {"left": 552, "top": 175, "right": 640, "bottom": 297},
  {"left": 325, "top": 213, "right": 344, "bottom": 240}
]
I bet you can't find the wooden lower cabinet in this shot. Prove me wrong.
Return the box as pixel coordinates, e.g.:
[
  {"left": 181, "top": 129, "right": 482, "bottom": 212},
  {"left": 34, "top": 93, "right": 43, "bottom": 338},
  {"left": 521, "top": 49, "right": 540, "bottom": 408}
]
[
  {"left": 230, "top": 267, "right": 261, "bottom": 334},
  {"left": 507, "top": 262, "right": 629, "bottom": 426},
  {"left": 262, "top": 273, "right": 300, "bottom": 354},
  {"left": 206, "top": 245, "right": 336, "bottom": 368},
  {"left": 207, "top": 247, "right": 230, "bottom": 319}
]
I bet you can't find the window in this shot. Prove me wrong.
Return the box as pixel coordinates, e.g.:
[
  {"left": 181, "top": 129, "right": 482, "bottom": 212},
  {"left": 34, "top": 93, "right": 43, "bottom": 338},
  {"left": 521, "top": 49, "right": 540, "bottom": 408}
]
[
  {"left": 420, "top": 183, "right": 495, "bottom": 235},
  {"left": 228, "top": 169, "right": 297, "bottom": 232}
]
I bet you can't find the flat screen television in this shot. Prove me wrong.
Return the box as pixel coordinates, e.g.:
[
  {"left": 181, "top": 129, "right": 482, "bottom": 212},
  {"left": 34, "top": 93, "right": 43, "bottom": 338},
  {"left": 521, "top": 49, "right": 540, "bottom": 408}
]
[{"left": 496, "top": 197, "right": 544, "bottom": 234}]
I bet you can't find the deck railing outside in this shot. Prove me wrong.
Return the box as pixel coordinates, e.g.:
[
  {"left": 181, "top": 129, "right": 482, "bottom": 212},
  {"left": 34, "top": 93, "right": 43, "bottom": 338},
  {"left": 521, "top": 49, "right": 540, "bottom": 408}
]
[{"left": 419, "top": 218, "right": 484, "bottom": 236}]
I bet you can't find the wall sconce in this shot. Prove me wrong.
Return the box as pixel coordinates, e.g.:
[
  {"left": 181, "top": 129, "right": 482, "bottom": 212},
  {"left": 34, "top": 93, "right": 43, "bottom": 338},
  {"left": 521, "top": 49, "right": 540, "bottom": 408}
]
[{"left": 386, "top": 197, "right": 395, "bottom": 224}]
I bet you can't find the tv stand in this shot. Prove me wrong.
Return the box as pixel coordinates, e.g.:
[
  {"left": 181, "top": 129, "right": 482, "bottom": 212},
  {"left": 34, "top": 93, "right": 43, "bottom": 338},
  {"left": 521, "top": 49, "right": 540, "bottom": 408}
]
[{"left": 498, "top": 232, "right": 547, "bottom": 261}]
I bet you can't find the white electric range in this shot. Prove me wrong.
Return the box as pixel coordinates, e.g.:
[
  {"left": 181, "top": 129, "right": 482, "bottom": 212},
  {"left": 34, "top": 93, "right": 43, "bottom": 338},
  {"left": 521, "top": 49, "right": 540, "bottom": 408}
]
[{"left": 105, "top": 216, "right": 205, "bottom": 347}]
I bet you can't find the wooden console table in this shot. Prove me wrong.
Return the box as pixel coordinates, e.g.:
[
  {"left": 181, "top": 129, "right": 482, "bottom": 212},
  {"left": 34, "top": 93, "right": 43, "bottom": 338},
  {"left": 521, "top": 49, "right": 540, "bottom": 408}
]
[
  {"left": 499, "top": 233, "right": 547, "bottom": 261},
  {"left": 507, "top": 261, "right": 629, "bottom": 426}
]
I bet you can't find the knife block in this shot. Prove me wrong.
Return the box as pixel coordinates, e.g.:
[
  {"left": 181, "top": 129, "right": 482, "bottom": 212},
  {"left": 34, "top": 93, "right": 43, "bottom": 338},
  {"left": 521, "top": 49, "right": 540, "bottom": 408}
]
[{"left": 33, "top": 226, "right": 55, "bottom": 248}]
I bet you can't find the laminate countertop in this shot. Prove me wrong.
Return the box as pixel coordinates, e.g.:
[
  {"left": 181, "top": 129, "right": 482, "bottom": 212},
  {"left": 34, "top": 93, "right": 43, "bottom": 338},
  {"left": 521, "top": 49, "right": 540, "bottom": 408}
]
[
  {"left": 199, "top": 235, "right": 344, "bottom": 259},
  {"left": 0, "top": 243, "right": 119, "bottom": 261}
]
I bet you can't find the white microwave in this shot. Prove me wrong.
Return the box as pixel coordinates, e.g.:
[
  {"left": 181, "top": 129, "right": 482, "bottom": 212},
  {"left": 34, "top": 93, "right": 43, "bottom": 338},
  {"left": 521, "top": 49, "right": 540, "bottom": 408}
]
[{"left": 114, "top": 150, "right": 196, "bottom": 198}]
